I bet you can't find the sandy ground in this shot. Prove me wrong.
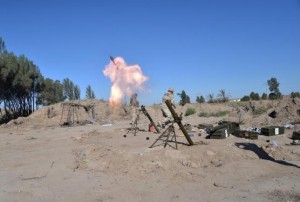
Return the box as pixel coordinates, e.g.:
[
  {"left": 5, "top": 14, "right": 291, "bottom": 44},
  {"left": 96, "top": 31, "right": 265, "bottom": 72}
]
[{"left": 1, "top": 98, "right": 300, "bottom": 201}]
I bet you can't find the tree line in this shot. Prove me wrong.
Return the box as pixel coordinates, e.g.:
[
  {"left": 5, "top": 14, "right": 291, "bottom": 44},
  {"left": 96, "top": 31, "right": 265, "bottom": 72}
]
[
  {"left": 240, "top": 77, "right": 283, "bottom": 101},
  {"left": 0, "top": 37, "right": 95, "bottom": 123},
  {"left": 179, "top": 77, "right": 298, "bottom": 105},
  {"left": 179, "top": 89, "right": 230, "bottom": 105}
]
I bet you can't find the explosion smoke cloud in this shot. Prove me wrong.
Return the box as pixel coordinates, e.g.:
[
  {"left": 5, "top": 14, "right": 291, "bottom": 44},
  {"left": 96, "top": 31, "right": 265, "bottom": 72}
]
[{"left": 103, "top": 56, "right": 148, "bottom": 107}]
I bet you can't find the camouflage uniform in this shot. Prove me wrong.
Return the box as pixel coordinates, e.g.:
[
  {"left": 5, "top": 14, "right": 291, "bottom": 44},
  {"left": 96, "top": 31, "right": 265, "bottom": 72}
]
[
  {"left": 130, "top": 93, "right": 139, "bottom": 123},
  {"left": 249, "top": 101, "right": 255, "bottom": 111},
  {"left": 161, "top": 89, "right": 175, "bottom": 126}
]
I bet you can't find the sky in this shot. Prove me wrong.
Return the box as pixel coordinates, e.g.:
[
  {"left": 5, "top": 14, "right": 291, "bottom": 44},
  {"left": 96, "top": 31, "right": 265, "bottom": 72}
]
[{"left": 1, "top": 0, "right": 300, "bottom": 105}]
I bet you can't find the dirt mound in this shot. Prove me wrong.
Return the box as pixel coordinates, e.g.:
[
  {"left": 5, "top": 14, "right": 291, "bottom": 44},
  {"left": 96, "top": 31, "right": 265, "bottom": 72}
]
[
  {"left": 1, "top": 99, "right": 130, "bottom": 128},
  {"left": 1, "top": 97, "right": 300, "bottom": 132}
]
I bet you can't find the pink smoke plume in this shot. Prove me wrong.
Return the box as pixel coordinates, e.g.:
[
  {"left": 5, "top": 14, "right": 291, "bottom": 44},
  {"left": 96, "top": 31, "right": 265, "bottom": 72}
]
[{"left": 103, "top": 56, "right": 148, "bottom": 107}]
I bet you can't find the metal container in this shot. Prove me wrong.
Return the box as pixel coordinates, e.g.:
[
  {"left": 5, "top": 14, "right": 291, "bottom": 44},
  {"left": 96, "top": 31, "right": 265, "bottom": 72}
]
[{"left": 261, "top": 126, "right": 285, "bottom": 136}]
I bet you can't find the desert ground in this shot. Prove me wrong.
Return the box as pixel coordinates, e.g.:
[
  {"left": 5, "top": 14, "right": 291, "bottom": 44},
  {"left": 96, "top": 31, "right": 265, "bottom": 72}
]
[{"left": 1, "top": 97, "right": 300, "bottom": 202}]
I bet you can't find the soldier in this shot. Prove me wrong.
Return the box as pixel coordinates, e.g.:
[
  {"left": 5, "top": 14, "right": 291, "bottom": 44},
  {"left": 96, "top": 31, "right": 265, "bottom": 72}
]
[
  {"left": 291, "top": 95, "right": 297, "bottom": 105},
  {"left": 160, "top": 87, "right": 175, "bottom": 128},
  {"left": 129, "top": 93, "right": 139, "bottom": 124},
  {"left": 249, "top": 101, "right": 255, "bottom": 111}
]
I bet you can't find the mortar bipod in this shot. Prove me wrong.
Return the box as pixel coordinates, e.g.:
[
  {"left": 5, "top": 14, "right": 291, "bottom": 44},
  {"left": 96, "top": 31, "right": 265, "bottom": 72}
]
[
  {"left": 149, "top": 122, "right": 178, "bottom": 149},
  {"left": 126, "top": 110, "right": 140, "bottom": 136}
]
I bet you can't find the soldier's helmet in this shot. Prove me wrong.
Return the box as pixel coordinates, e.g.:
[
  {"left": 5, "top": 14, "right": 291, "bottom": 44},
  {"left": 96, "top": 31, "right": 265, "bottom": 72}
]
[{"left": 168, "top": 87, "right": 174, "bottom": 93}]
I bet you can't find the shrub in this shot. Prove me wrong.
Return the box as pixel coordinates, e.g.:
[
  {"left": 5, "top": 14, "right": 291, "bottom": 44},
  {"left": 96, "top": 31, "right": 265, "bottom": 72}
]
[
  {"left": 250, "top": 92, "right": 260, "bottom": 100},
  {"left": 291, "top": 92, "right": 300, "bottom": 98},
  {"left": 241, "top": 96, "right": 250, "bottom": 101},
  {"left": 198, "top": 112, "right": 209, "bottom": 117},
  {"left": 213, "top": 111, "right": 230, "bottom": 117},
  {"left": 252, "top": 105, "right": 272, "bottom": 116},
  {"left": 185, "top": 108, "right": 196, "bottom": 116},
  {"left": 198, "top": 111, "right": 229, "bottom": 117}
]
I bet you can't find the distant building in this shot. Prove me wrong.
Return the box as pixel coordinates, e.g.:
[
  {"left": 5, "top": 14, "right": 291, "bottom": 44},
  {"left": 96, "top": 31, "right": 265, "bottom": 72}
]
[{"left": 230, "top": 98, "right": 241, "bottom": 102}]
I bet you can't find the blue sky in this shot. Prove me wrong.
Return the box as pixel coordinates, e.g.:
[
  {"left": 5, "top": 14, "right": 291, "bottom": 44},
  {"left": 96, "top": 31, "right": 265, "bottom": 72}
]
[{"left": 1, "top": 0, "right": 299, "bottom": 105}]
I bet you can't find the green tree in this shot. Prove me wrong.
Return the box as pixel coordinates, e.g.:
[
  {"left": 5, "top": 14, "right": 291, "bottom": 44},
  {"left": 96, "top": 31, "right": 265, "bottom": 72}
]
[
  {"left": 86, "top": 85, "right": 96, "bottom": 99},
  {"left": 74, "top": 85, "right": 81, "bottom": 100},
  {"left": 291, "top": 92, "right": 300, "bottom": 98},
  {"left": 39, "top": 78, "right": 65, "bottom": 105},
  {"left": 0, "top": 37, "right": 6, "bottom": 55},
  {"left": 196, "top": 95, "right": 205, "bottom": 103},
  {"left": 267, "top": 77, "right": 281, "bottom": 100},
  {"left": 0, "top": 51, "right": 43, "bottom": 122},
  {"left": 0, "top": 36, "right": 83, "bottom": 123},
  {"left": 63, "top": 78, "right": 75, "bottom": 100},
  {"left": 218, "top": 89, "right": 230, "bottom": 102},
  {"left": 250, "top": 92, "right": 260, "bottom": 100},
  {"left": 207, "top": 94, "right": 214, "bottom": 103},
  {"left": 177, "top": 90, "right": 190, "bottom": 106},
  {"left": 62, "top": 78, "right": 81, "bottom": 100},
  {"left": 272, "top": 92, "right": 282, "bottom": 100},
  {"left": 241, "top": 95, "right": 250, "bottom": 101},
  {"left": 261, "top": 93, "right": 268, "bottom": 100}
]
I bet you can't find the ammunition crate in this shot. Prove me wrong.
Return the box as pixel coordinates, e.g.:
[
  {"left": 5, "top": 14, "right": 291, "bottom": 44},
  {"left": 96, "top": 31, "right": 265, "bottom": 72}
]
[
  {"left": 233, "top": 130, "right": 258, "bottom": 140},
  {"left": 292, "top": 131, "right": 300, "bottom": 140},
  {"left": 210, "top": 128, "right": 229, "bottom": 139},
  {"left": 218, "top": 121, "right": 240, "bottom": 134},
  {"left": 261, "top": 126, "right": 285, "bottom": 136},
  {"left": 197, "top": 123, "right": 213, "bottom": 131}
]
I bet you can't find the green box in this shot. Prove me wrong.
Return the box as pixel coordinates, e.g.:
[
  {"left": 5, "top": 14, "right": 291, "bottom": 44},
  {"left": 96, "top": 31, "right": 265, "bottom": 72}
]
[
  {"left": 197, "top": 123, "right": 213, "bottom": 131},
  {"left": 292, "top": 131, "right": 300, "bottom": 140},
  {"left": 261, "top": 126, "right": 285, "bottom": 136},
  {"left": 233, "top": 130, "right": 258, "bottom": 140},
  {"left": 217, "top": 121, "right": 240, "bottom": 134},
  {"left": 210, "top": 128, "right": 230, "bottom": 139}
]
